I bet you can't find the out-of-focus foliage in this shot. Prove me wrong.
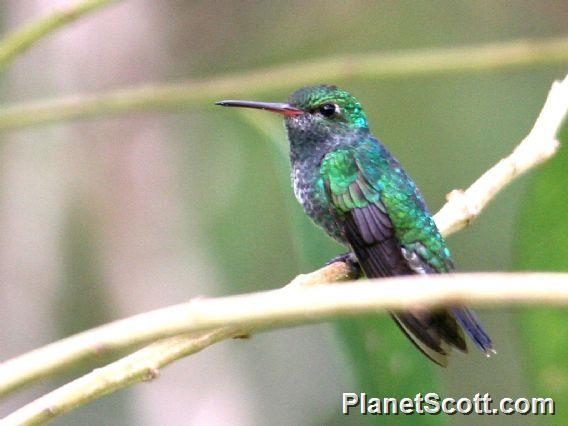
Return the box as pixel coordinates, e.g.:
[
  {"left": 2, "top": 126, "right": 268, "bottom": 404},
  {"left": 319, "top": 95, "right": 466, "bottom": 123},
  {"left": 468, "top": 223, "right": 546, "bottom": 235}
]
[{"left": 515, "top": 123, "right": 568, "bottom": 425}]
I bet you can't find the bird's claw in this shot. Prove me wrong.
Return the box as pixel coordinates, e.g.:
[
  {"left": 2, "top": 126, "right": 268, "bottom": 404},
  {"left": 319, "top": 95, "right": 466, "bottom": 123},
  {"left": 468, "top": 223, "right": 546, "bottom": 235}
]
[{"left": 325, "top": 252, "right": 362, "bottom": 279}]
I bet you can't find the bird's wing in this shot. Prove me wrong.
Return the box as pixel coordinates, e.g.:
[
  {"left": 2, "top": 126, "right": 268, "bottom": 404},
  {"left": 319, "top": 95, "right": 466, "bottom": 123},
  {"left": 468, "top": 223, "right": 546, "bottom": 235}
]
[
  {"left": 320, "top": 147, "right": 410, "bottom": 277},
  {"left": 321, "top": 143, "right": 456, "bottom": 275},
  {"left": 320, "top": 145, "right": 468, "bottom": 366}
]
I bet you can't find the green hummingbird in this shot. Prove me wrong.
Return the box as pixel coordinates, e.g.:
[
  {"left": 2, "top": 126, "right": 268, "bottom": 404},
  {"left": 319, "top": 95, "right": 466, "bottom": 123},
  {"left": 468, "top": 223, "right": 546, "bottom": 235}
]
[{"left": 216, "top": 85, "right": 493, "bottom": 366}]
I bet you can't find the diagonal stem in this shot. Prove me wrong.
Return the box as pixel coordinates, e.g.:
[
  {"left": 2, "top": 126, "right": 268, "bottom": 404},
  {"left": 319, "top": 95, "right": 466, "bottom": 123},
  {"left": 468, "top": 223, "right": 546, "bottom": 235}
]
[
  {"left": 0, "top": 0, "right": 121, "bottom": 68},
  {"left": 0, "top": 36, "right": 567, "bottom": 132}
]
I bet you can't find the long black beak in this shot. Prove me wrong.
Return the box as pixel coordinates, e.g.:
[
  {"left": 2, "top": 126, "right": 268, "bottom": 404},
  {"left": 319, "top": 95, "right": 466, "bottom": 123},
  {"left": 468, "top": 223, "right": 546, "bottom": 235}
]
[{"left": 215, "top": 100, "right": 303, "bottom": 117}]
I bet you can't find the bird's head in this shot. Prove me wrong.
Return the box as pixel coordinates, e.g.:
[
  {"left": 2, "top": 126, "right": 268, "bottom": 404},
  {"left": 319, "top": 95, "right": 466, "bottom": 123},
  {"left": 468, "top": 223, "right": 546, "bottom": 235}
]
[{"left": 216, "top": 85, "right": 369, "bottom": 143}]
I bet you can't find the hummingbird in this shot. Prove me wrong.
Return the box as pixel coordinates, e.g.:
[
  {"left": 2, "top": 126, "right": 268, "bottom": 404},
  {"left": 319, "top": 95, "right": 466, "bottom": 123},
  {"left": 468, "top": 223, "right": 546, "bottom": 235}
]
[{"left": 216, "top": 85, "right": 493, "bottom": 366}]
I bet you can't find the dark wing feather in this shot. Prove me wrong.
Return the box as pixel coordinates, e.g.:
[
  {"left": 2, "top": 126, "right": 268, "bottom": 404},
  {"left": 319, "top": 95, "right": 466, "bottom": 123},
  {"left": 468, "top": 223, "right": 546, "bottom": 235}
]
[
  {"left": 321, "top": 148, "right": 470, "bottom": 366},
  {"left": 344, "top": 205, "right": 408, "bottom": 276}
]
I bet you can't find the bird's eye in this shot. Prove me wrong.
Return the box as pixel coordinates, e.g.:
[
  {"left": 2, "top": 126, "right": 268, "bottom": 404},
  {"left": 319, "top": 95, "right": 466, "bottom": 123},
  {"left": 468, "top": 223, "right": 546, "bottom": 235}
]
[{"left": 318, "top": 103, "right": 339, "bottom": 118}]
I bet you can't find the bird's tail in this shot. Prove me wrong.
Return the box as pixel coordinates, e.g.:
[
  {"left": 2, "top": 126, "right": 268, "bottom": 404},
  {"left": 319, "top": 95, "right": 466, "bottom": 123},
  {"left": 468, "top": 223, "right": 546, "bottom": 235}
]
[
  {"left": 392, "top": 307, "right": 493, "bottom": 367},
  {"left": 452, "top": 307, "right": 494, "bottom": 355}
]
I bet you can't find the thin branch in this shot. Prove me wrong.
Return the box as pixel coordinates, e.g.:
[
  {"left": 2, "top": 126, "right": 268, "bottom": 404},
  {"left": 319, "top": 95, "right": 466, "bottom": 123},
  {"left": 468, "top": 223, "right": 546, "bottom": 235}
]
[
  {"left": 0, "top": 0, "right": 121, "bottom": 68},
  {"left": 0, "top": 36, "right": 567, "bottom": 131},
  {"left": 1, "top": 74, "right": 566, "bottom": 424},
  {"left": 434, "top": 73, "right": 567, "bottom": 234},
  {"left": 0, "top": 261, "right": 355, "bottom": 400},
  {"left": 3, "top": 273, "right": 568, "bottom": 425},
  {"left": 1, "top": 329, "right": 241, "bottom": 426}
]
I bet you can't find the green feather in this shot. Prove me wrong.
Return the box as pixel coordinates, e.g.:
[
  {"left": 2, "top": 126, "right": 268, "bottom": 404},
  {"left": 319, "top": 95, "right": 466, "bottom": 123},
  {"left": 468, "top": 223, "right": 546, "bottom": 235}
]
[{"left": 320, "top": 140, "right": 453, "bottom": 273}]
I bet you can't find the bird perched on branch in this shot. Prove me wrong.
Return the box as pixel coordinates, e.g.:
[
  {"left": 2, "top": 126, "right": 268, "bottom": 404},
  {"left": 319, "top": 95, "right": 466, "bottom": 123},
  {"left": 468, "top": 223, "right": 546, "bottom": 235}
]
[{"left": 216, "top": 85, "right": 494, "bottom": 366}]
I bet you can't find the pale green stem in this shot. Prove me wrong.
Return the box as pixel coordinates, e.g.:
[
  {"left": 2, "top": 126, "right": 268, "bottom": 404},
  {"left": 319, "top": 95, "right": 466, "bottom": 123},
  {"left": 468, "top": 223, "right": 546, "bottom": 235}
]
[
  {"left": 0, "top": 36, "right": 567, "bottom": 131},
  {"left": 0, "top": 0, "right": 121, "bottom": 67}
]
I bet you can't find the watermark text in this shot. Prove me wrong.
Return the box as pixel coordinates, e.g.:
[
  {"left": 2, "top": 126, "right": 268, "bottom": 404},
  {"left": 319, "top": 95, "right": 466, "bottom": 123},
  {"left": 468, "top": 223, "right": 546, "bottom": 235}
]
[{"left": 342, "top": 392, "right": 555, "bottom": 415}]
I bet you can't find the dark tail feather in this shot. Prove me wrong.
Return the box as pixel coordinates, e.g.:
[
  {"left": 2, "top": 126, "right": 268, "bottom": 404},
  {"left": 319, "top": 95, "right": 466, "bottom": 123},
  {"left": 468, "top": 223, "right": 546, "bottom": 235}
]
[
  {"left": 452, "top": 308, "right": 495, "bottom": 355},
  {"left": 392, "top": 309, "right": 467, "bottom": 367},
  {"left": 343, "top": 214, "right": 495, "bottom": 364}
]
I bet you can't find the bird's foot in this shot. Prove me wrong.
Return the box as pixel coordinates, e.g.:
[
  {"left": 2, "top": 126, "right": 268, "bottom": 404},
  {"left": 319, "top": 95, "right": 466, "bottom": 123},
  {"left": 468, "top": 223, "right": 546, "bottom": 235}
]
[
  {"left": 233, "top": 334, "right": 251, "bottom": 339},
  {"left": 325, "top": 252, "right": 362, "bottom": 279}
]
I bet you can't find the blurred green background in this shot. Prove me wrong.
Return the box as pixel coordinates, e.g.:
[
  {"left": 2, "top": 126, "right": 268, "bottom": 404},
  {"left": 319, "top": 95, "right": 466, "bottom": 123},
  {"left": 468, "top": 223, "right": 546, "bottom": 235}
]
[{"left": 0, "top": 1, "right": 566, "bottom": 425}]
